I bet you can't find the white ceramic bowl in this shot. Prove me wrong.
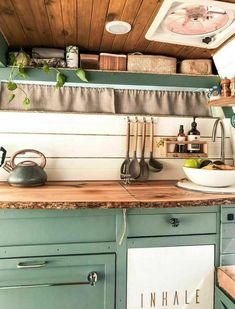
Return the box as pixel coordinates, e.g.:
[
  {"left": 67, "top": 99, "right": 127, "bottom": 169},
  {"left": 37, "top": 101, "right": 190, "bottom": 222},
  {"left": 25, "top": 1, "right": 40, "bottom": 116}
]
[{"left": 183, "top": 167, "right": 235, "bottom": 187}]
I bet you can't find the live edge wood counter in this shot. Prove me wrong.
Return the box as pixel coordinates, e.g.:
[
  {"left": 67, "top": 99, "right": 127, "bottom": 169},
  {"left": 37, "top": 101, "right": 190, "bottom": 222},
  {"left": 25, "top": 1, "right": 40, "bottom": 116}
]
[{"left": 0, "top": 180, "right": 234, "bottom": 209}]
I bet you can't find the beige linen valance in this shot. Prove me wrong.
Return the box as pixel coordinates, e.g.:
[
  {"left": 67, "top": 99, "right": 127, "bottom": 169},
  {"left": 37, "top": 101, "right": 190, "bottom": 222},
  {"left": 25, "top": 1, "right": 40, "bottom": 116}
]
[{"left": 0, "top": 83, "right": 211, "bottom": 117}]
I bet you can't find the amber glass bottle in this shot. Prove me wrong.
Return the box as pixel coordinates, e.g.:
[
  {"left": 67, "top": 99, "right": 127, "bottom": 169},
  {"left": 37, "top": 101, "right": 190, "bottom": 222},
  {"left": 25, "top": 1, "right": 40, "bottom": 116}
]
[
  {"left": 187, "top": 117, "right": 200, "bottom": 153},
  {"left": 176, "top": 125, "right": 186, "bottom": 153}
]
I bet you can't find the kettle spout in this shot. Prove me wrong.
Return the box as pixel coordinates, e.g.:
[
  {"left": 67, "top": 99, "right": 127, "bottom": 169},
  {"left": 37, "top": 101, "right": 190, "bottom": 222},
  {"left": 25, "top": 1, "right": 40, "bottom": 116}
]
[{"left": 3, "top": 161, "right": 13, "bottom": 173}]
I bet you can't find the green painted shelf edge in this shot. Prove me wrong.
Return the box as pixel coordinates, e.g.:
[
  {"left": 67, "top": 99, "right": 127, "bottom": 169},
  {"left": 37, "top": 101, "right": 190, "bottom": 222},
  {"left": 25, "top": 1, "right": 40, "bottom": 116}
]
[{"left": 0, "top": 67, "right": 219, "bottom": 88}]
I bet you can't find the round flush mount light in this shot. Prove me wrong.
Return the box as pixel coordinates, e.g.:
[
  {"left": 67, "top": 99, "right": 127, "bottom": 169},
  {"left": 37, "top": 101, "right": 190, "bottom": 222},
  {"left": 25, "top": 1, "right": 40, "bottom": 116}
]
[{"left": 105, "top": 21, "right": 131, "bottom": 35}]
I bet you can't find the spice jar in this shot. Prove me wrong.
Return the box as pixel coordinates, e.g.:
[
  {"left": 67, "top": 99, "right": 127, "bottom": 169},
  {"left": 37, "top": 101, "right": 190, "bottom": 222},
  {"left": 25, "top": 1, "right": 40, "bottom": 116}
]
[
  {"left": 220, "top": 77, "right": 231, "bottom": 97},
  {"left": 230, "top": 77, "right": 235, "bottom": 97}
]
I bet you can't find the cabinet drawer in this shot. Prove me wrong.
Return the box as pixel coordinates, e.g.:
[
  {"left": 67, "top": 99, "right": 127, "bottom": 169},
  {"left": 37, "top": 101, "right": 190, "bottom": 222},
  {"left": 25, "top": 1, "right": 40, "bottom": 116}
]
[
  {"left": 0, "top": 210, "right": 117, "bottom": 246},
  {"left": 0, "top": 254, "right": 115, "bottom": 309},
  {"left": 127, "top": 212, "right": 217, "bottom": 237}
]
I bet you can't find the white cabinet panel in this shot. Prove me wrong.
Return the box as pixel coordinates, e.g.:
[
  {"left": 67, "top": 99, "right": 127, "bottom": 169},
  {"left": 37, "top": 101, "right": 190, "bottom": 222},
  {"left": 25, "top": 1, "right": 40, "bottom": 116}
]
[{"left": 127, "top": 245, "right": 214, "bottom": 309}]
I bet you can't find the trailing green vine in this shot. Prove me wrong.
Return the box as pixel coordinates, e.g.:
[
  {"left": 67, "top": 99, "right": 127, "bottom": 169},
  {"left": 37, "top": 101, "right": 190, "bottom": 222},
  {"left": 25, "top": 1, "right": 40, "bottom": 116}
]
[
  {"left": 7, "top": 51, "right": 88, "bottom": 109},
  {"left": 7, "top": 54, "right": 31, "bottom": 109}
]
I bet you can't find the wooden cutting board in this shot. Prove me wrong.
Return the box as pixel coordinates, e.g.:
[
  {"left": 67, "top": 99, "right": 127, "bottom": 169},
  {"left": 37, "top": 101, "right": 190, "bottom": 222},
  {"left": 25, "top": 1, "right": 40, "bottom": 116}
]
[
  {"left": 177, "top": 179, "right": 235, "bottom": 194},
  {"left": 217, "top": 266, "right": 235, "bottom": 300}
]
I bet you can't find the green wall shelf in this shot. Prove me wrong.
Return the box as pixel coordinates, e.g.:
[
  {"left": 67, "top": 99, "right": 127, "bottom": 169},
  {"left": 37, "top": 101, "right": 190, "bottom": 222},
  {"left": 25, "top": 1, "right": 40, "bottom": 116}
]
[{"left": 0, "top": 67, "right": 219, "bottom": 89}]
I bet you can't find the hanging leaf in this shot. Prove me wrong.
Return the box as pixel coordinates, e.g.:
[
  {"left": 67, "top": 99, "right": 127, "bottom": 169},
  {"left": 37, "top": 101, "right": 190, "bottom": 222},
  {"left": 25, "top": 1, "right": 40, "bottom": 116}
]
[
  {"left": 17, "top": 64, "right": 27, "bottom": 79},
  {"left": 22, "top": 97, "right": 30, "bottom": 110},
  {"left": 56, "top": 72, "right": 66, "bottom": 88},
  {"left": 75, "top": 68, "right": 88, "bottom": 82},
  {"left": 7, "top": 82, "right": 17, "bottom": 91},
  {"left": 8, "top": 93, "right": 15, "bottom": 103},
  {"left": 42, "top": 62, "right": 50, "bottom": 74}
]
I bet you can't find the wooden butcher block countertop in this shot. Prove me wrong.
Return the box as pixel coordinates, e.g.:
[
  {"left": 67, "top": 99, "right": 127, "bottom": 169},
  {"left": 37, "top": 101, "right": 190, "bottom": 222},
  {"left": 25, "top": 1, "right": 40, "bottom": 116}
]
[
  {"left": 217, "top": 266, "right": 235, "bottom": 301},
  {"left": 0, "top": 181, "right": 234, "bottom": 209}
]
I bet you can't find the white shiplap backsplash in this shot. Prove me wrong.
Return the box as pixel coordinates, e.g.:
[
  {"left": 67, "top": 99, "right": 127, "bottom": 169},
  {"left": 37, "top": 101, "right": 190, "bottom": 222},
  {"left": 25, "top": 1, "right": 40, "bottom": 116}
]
[{"left": 0, "top": 112, "right": 232, "bottom": 181}]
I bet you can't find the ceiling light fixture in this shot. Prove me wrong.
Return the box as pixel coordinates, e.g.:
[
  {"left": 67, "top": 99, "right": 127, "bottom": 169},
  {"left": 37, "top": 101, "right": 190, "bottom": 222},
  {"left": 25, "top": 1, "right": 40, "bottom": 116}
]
[{"left": 105, "top": 21, "right": 131, "bottom": 35}]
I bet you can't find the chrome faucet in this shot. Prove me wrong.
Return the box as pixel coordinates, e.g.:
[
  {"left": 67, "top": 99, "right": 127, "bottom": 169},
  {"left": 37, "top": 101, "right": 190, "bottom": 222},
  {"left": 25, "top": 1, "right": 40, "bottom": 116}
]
[{"left": 212, "top": 118, "right": 225, "bottom": 163}]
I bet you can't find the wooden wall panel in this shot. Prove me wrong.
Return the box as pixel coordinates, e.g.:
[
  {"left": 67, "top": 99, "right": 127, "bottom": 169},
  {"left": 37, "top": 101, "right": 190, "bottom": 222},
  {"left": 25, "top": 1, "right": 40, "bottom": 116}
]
[
  {"left": 132, "top": 0, "right": 164, "bottom": 52},
  {"left": 88, "top": 0, "right": 110, "bottom": 51},
  {"left": 0, "top": 0, "right": 28, "bottom": 46},
  {"left": 77, "top": 0, "right": 93, "bottom": 49},
  {"left": 100, "top": 0, "right": 127, "bottom": 51},
  {"left": 61, "top": 0, "right": 77, "bottom": 45},
  {"left": 10, "top": 0, "right": 44, "bottom": 46},
  {"left": 0, "top": 112, "right": 232, "bottom": 181},
  {"left": 45, "top": 0, "right": 65, "bottom": 47},
  {"left": 0, "top": 0, "right": 234, "bottom": 58},
  {"left": 27, "top": 0, "right": 53, "bottom": 47},
  {"left": 111, "top": 0, "right": 143, "bottom": 52}
]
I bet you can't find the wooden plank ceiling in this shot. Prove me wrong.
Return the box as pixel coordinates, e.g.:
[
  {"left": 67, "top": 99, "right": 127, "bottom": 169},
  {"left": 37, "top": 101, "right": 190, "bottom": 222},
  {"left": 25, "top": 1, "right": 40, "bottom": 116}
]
[{"left": 0, "top": 0, "right": 234, "bottom": 59}]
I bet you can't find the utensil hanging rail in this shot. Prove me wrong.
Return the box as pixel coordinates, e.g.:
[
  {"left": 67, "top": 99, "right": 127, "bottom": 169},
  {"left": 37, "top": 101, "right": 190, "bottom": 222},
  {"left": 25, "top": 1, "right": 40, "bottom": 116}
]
[{"left": 0, "top": 271, "right": 98, "bottom": 289}]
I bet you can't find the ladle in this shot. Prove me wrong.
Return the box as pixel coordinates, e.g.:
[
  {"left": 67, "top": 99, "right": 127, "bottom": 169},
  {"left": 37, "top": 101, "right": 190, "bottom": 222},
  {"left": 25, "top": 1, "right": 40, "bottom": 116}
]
[{"left": 148, "top": 118, "right": 163, "bottom": 172}]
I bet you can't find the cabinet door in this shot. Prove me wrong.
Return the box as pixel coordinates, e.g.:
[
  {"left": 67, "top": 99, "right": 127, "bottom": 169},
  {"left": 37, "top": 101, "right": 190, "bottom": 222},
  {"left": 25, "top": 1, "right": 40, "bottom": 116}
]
[
  {"left": 127, "top": 236, "right": 216, "bottom": 309},
  {"left": 0, "top": 254, "right": 115, "bottom": 309}
]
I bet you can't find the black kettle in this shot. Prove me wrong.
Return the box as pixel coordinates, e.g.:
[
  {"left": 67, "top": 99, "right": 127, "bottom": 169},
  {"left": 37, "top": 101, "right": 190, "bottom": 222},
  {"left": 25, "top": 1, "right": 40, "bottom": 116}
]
[{"left": 3, "top": 149, "right": 47, "bottom": 187}]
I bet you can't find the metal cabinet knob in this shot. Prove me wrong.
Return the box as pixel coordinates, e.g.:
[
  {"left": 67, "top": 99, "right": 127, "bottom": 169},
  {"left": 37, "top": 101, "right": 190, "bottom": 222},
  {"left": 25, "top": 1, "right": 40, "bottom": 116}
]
[
  {"left": 227, "top": 213, "right": 234, "bottom": 221},
  {"left": 88, "top": 271, "right": 98, "bottom": 287},
  {"left": 169, "top": 217, "right": 180, "bottom": 227}
]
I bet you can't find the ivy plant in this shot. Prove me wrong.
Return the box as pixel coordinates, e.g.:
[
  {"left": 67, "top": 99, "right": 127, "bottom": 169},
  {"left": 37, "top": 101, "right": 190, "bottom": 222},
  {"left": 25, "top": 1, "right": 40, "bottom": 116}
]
[
  {"left": 42, "top": 62, "right": 88, "bottom": 86},
  {"left": 8, "top": 51, "right": 88, "bottom": 109},
  {"left": 7, "top": 54, "right": 31, "bottom": 109}
]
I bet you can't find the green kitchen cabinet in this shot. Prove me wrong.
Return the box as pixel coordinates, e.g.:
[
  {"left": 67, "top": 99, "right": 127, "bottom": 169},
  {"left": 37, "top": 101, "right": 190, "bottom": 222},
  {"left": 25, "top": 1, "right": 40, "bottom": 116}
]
[
  {"left": 126, "top": 207, "right": 220, "bottom": 309},
  {"left": 0, "top": 209, "right": 119, "bottom": 309},
  {"left": 0, "top": 206, "right": 224, "bottom": 309},
  {"left": 0, "top": 254, "right": 115, "bottom": 309}
]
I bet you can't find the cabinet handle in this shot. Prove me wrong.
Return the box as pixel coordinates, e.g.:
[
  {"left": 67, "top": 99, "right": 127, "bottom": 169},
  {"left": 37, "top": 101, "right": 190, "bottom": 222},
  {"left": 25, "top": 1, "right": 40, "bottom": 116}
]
[
  {"left": 169, "top": 218, "right": 180, "bottom": 227},
  {"left": 17, "top": 261, "right": 47, "bottom": 269},
  {"left": 0, "top": 271, "right": 98, "bottom": 290}
]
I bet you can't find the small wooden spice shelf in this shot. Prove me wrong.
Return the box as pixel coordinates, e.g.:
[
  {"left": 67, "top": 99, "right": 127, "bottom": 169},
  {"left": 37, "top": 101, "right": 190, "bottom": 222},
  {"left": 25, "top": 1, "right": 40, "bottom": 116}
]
[
  {"left": 163, "top": 138, "right": 208, "bottom": 158},
  {"left": 208, "top": 96, "right": 235, "bottom": 107}
]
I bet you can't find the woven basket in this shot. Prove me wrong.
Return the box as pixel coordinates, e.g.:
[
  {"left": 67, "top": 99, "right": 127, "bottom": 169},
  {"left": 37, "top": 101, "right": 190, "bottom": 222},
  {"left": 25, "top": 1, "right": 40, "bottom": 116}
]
[
  {"left": 127, "top": 54, "right": 177, "bottom": 74},
  {"left": 180, "top": 59, "right": 212, "bottom": 75}
]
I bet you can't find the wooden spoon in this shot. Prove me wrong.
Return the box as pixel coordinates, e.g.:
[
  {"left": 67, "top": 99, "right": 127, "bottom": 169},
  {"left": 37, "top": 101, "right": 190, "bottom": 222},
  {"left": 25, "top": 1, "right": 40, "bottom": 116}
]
[
  {"left": 129, "top": 119, "right": 141, "bottom": 179},
  {"left": 137, "top": 118, "right": 149, "bottom": 181}
]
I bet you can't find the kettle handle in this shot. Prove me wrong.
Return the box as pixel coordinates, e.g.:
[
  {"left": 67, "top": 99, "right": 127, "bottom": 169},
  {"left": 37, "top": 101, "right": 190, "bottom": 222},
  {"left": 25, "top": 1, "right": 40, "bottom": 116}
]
[
  {"left": 0, "top": 147, "right": 7, "bottom": 167},
  {"left": 10, "top": 149, "right": 46, "bottom": 169}
]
